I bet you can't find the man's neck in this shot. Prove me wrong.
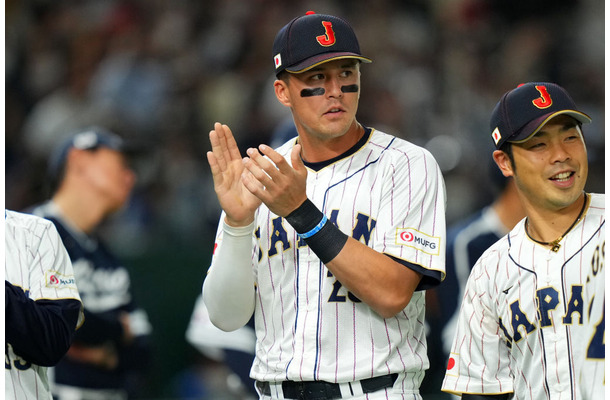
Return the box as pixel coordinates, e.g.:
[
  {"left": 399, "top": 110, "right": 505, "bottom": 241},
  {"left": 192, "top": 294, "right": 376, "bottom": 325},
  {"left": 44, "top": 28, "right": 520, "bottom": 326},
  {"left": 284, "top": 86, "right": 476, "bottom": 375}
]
[
  {"left": 298, "top": 121, "right": 364, "bottom": 163},
  {"left": 52, "top": 189, "right": 106, "bottom": 234},
  {"left": 523, "top": 192, "right": 587, "bottom": 245}
]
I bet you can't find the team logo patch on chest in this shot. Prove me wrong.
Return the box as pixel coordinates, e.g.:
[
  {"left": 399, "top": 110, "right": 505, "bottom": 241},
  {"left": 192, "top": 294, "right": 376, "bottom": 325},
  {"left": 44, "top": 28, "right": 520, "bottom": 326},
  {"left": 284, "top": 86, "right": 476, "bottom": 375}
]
[{"left": 395, "top": 228, "right": 440, "bottom": 255}]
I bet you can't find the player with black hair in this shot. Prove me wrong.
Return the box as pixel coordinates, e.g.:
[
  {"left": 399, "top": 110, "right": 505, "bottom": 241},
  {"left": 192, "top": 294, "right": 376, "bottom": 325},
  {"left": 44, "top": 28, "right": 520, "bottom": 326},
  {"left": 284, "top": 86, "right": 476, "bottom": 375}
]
[{"left": 442, "top": 82, "right": 605, "bottom": 399}]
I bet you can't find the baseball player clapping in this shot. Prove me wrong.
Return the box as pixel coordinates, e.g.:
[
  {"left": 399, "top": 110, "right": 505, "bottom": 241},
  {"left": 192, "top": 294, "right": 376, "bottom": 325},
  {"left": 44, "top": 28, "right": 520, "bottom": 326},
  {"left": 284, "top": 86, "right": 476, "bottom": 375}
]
[{"left": 202, "top": 11, "right": 447, "bottom": 400}]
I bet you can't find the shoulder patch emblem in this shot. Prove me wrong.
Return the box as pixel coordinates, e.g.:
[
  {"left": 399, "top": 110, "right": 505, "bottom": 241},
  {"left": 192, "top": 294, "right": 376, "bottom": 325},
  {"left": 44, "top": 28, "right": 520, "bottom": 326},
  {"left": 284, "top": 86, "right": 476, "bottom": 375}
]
[{"left": 395, "top": 228, "right": 440, "bottom": 255}]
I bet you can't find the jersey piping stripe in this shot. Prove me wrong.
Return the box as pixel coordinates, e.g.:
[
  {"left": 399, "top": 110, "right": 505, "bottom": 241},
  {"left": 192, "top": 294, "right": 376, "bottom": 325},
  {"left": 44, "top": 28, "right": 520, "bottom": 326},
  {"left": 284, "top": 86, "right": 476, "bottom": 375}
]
[
  {"left": 284, "top": 247, "right": 298, "bottom": 380},
  {"left": 311, "top": 136, "right": 396, "bottom": 379},
  {"left": 559, "top": 219, "right": 605, "bottom": 399}
]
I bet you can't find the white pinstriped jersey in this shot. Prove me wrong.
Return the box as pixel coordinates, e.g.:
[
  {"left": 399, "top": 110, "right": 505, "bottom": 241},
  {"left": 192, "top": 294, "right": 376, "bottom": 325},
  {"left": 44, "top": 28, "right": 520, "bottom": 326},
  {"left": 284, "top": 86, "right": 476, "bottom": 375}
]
[
  {"left": 442, "top": 193, "right": 605, "bottom": 400},
  {"left": 5, "top": 210, "right": 83, "bottom": 400},
  {"left": 210, "top": 128, "right": 446, "bottom": 392}
]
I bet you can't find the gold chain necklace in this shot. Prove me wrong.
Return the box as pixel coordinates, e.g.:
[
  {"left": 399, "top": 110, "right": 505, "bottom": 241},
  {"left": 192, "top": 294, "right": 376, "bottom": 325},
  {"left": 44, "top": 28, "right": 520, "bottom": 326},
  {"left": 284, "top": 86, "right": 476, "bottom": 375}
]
[{"left": 525, "top": 193, "right": 589, "bottom": 252}]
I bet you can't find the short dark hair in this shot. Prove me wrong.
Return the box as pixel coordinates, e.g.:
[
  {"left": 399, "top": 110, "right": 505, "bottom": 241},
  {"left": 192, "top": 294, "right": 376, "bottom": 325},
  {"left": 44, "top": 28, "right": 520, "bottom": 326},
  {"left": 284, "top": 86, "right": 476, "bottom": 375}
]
[{"left": 276, "top": 70, "right": 290, "bottom": 82}]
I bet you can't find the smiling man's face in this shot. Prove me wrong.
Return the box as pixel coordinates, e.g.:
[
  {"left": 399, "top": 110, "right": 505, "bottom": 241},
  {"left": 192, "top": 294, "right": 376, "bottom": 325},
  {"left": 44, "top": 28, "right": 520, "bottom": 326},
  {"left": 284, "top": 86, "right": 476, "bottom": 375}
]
[{"left": 508, "top": 114, "right": 588, "bottom": 211}]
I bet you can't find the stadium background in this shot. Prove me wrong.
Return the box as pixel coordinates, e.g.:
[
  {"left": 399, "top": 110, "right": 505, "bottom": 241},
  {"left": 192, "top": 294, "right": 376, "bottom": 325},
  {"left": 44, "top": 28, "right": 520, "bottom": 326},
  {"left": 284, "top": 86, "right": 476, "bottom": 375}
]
[{"left": 5, "top": 0, "right": 604, "bottom": 398}]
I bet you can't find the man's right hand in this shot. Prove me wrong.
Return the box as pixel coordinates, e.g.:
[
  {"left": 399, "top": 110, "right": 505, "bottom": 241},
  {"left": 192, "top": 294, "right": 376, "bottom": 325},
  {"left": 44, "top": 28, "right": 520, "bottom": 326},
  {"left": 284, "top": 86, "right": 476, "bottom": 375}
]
[{"left": 207, "top": 122, "right": 262, "bottom": 226}]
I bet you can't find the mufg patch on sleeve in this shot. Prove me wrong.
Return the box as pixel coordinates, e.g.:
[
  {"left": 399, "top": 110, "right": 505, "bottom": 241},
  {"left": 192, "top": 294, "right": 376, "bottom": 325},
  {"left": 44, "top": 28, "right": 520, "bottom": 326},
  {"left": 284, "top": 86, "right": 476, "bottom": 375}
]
[
  {"left": 395, "top": 228, "right": 440, "bottom": 255},
  {"left": 45, "top": 271, "right": 77, "bottom": 288}
]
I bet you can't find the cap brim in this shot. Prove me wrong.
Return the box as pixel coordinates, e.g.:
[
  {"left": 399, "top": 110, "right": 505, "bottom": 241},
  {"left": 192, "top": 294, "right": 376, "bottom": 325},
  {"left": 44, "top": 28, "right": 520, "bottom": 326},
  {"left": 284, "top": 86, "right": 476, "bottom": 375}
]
[
  {"left": 285, "top": 52, "right": 372, "bottom": 74},
  {"left": 508, "top": 110, "right": 592, "bottom": 144}
]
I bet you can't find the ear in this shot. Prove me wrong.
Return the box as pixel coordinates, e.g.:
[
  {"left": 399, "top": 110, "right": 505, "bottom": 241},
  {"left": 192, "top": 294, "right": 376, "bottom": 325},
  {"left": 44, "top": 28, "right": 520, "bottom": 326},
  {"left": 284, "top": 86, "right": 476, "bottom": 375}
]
[
  {"left": 492, "top": 150, "right": 514, "bottom": 178},
  {"left": 274, "top": 79, "right": 291, "bottom": 108}
]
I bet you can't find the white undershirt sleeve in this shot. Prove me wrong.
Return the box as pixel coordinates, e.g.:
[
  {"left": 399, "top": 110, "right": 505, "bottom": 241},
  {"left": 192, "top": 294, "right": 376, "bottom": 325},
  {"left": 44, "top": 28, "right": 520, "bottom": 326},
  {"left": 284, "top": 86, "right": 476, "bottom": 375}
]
[{"left": 202, "top": 220, "right": 256, "bottom": 332}]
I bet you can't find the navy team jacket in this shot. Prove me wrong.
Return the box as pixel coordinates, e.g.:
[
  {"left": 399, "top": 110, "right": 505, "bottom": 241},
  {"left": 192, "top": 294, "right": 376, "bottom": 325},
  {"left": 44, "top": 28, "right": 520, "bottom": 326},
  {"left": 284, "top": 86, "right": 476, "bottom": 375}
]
[{"left": 30, "top": 204, "right": 152, "bottom": 395}]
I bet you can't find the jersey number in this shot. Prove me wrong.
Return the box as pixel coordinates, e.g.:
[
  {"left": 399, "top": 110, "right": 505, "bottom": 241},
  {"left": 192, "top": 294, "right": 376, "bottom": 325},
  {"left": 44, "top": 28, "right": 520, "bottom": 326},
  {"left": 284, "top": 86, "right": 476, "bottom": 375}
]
[
  {"left": 328, "top": 280, "right": 361, "bottom": 303},
  {"left": 5, "top": 344, "right": 32, "bottom": 371}
]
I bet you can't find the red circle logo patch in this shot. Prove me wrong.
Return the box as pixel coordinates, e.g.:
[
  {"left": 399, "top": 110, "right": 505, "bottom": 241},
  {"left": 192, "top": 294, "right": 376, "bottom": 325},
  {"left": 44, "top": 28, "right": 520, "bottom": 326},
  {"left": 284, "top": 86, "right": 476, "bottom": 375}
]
[{"left": 400, "top": 231, "right": 414, "bottom": 242}]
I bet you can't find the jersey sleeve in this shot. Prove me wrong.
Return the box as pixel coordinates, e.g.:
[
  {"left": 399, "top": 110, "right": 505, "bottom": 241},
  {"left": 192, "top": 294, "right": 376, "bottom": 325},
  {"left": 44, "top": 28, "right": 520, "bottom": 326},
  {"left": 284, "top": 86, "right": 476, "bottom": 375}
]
[
  {"left": 376, "top": 146, "right": 446, "bottom": 287},
  {"left": 5, "top": 211, "right": 84, "bottom": 366},
  {"left": 202, "top": 213, "right": 258, "bottom": 331},
  {"left": 441, "top": 252, "right": 514, "bottom": 396},
  {"left": 27, "top": 216, "right": 83, "bottom": 310},
  {"left": 5, "top": 282, "right": 83, "bottom": 366}
]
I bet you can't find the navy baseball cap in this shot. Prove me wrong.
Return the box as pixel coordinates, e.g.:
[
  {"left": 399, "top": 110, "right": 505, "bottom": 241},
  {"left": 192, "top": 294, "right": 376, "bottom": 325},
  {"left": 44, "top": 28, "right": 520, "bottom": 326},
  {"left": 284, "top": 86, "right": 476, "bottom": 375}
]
[
  {"left": 489, "top": 82, "right": 591, "bottom": 149},
  {"left": 48, "top": 126, "right": 133, "bottom": 178},
  {"left": 272, "top": 11, "right": 372, "bottom": 76}
]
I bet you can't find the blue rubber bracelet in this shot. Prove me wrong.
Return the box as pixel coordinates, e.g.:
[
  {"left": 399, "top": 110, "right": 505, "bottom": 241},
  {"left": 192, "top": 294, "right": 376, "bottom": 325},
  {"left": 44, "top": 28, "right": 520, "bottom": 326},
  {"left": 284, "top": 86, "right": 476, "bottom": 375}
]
[{"left": 298, "top": 215, "right": 328, "bottom": 239}]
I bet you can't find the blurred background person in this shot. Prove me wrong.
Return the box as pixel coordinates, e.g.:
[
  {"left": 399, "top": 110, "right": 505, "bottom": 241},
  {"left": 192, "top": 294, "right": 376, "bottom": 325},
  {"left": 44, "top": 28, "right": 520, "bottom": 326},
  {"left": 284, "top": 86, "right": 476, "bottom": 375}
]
[
  {"left": 185, "top": 295, "right": 257, "bottom": 399},
  {"left": 28, "top": 127, "right": 153, "bottom": 400}
]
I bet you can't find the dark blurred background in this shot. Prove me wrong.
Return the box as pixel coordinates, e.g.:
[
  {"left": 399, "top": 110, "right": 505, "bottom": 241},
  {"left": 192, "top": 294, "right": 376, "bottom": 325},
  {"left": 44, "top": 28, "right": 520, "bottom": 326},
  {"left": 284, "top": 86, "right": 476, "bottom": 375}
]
[{"left": 5, "top": 0, "right": 604, "bottom": 399}]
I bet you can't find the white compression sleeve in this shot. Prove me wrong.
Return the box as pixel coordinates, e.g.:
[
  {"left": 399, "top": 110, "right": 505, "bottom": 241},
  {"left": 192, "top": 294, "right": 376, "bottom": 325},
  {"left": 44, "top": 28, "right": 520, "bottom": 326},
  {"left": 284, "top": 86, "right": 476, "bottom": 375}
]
[{"left": 202, "top": 220, "right": 256, "bottom": 332}]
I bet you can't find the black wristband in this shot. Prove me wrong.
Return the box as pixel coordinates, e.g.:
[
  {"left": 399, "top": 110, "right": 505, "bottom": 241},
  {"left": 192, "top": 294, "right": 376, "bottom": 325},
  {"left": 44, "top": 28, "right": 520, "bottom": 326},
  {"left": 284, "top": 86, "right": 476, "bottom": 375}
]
[
  {"left": 285, "top": 199, "right": 348, "bottom": 263},
  {"left": 303, "top": 220, "right": 348, "bottom": 264},
  {"left": 285, "top": 199, "right": 324, "bottom": 234}
]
